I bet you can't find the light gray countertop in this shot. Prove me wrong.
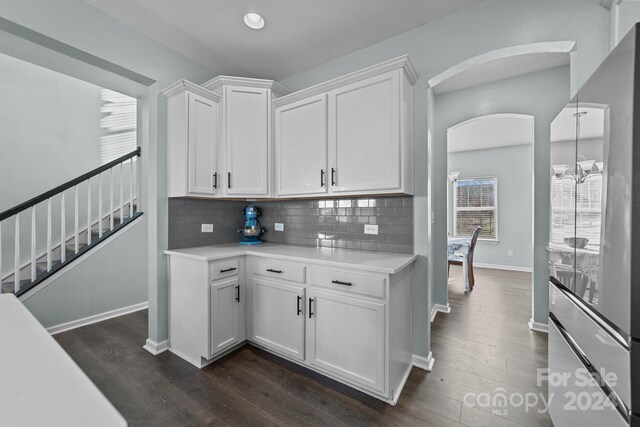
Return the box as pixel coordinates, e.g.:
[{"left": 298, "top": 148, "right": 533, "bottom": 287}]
[
  {"left": 164, "top": 243, "right": 417, "bottom": 274},
  {"left": 0, "top": 294, "right": 126, "bottom": 427}
]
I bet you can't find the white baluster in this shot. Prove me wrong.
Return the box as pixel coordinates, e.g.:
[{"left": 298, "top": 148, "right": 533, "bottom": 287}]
[
  {"left": 98, "top": 173, "right": 103, "bottom": 238},
  {"left": 87, "top": 178, "right": 92, "bottom": 246},
  {"left": 47, "top": 198, "right": 52, "bottom": 271},
  {"left": 119, "top": 162, "right": 124, "bottom": 224},
  {"left": 132, "top": 157, "right": 137, "bottom": 213},
  {"left": 129, "top": 159, "right": 134, "bottom": 216},
  {"left": 110, "top": 168, "right": 114, "bottom": 231},
  {"left": 31, "top": 207, "right": 36, "bottom": 282},
  {"left": 14, "top": 214, "right": 20, "bottom": 293},
  {"left": 74, "top": 185, "right": 79, "bottom": 254},
  {"left": 0, "top": 221, "right": 3, "bottom": 288},
  {"left": 61, "top": 191, "right": 66, "bottom": 263}
]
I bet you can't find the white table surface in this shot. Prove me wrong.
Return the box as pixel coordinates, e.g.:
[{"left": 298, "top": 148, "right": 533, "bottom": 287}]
[
  {"left": 165, "top": 243, "right": 417, "bottom": 274},
  {"left": 0, "top": 294, "right": 126, "bottom": 427}
]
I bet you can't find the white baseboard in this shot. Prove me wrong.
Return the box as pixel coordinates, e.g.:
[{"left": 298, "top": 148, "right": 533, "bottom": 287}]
[
  {"left": 529, "top": 318, "right": 549, "bottom": 333},
  {"left": 144, "top": 338, "right": 169, "bottom": 355},
  {"left": 47, "top": 301, "right": 148, "bottom": 335},
  {"left": 412, "top": 352, "right": 435, "bottom": 371},
  {"left": 474, "top": 262, "right": 532, "bottom": 273},
  {"left": 431, "top": 303, "right": 451, "bottom": 322}
]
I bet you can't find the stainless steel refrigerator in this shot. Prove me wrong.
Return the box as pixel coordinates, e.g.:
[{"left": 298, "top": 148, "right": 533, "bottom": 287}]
[{"left": 548, "top": 24, "right": 640, "bottom": 427}]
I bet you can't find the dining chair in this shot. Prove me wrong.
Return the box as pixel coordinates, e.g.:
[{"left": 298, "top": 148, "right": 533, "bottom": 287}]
[{"left": 448, "top": 226, "right": 482, "bottom": 291}]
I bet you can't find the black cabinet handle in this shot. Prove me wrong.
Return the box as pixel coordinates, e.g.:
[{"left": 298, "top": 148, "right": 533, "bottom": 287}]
[
  {"left": 332, "top": 280, "right": 353, "bottom": 286},
  {"left": 220, "top": 267, "right": 237, "bottom": 273},
  {"left": 331, "top": 168, "right": 336, "bottom": 186},
  {"left": 308, "top": 298, "right": 314, "bottom": 318},
  {"left": 320, "top": 169, "right": 325, "bottom": 187},
  {"left": 297, "top": 295, "right": 302, "bottom": 315},
  {"left": 227, "top": 172, "right": 231, "bottom": 189},
  {"left": 235, "top": 285, "right": 240, "bottom": 302},
  {"left": 266, "top": 269, "right": 283, "bottom": 274},
  {"left": 213, "top": 172, "right": 217, "bottom": 189}
]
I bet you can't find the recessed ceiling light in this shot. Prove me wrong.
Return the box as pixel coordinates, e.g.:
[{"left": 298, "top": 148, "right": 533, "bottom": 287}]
[{"left": 244, "top": 12, "right": 265, "bottom": 30}]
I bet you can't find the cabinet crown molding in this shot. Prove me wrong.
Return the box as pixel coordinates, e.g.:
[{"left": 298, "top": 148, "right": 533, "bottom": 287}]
[
  {"left": 274, "top": 55, "right": 418, "bottom": 108},
  {"left": 161, "top": 79, "right": 221, "bottom": 102},
  {"left": 202, "top": 75, "right": 290, "bottom": 98}
]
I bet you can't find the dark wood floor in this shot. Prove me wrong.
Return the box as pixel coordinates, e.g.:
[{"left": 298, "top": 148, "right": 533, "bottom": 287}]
[{"left": 55, "top": 266, "right": 550, "bottom": 426}]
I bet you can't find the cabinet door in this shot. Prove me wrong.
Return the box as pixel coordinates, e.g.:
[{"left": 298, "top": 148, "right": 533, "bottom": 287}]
[
  {"left": 252, "top": 277, "right": 305, "bottom": 360},
  {"left": 275, "top": 94, "right": 328, "bottom": 196},
  {"left": 224, "top": 86, "right": 269, "bottom": 196},
  {"left": 188, "top": 92, "right": 218, "bottom": 195},
  {"left": 209, "top": 278, "right": 241, "bottom": 357},
  {"left": 306, "top": 290, "right": 385, "bottom": 393},
  {"left": 328, "top": 70, "right": 401, "bottom": 193}
]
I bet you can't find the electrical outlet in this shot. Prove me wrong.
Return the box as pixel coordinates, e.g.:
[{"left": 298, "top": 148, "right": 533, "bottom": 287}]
[
  {"left": 201, "top": 224, "right": 214, "bottom": 233},
  {"left": 274, "top": 223, "right": 284, "bottom": 232},
  {"left": 507, "top": 249, "right": 514, "bottom": 257},
  {"left": 364, "top": 224, "right": 379, "bottom": 235}
]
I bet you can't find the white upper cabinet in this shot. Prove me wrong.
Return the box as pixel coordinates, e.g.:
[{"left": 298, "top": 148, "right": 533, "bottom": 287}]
[
  {"left": 165, "top": 56, "right": 415, "bottom": 200},
  {"left": 163, "top": 80, "right": 221, "bottom": 198},
  {"left": 203, "top": 77, "right": 288, "bottom": 198},
  {"left": 223, "top": 86, "right": 269, "bottom": 196},
  {"left": 273, "top": 55, "right": 416, "bottom": 198},
  {"left": 275, "top": 94, "right": 328, "bottom": 197},
  {"left": 329, "top": 70, "right": 402, "bottom": 194}
]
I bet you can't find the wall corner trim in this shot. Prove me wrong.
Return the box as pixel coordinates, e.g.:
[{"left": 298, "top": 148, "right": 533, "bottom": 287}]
[
  {"left": 47, "top": 301, "right": 148, "bottom": 335},
  {"left": 431, "top": 303, "right": 451, "bottom": 322},
  {"left": 412, "top": 352, "right": 435, "bottom": 371},
  {"left": 143, "top": 338, "right": 169, "bottom": 355},
  {"left": 528, "top": 318, "right": 549, "bottom": 333}
]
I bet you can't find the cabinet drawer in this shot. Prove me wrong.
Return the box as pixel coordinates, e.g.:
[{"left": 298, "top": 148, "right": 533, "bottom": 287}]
[
  {"left": 254, "top": 259, "right": 306, "bottom": 283},
  {"left": 309, "top": 268, "right": 386, "bottom": 299},
  {"left": 209, "top": 259, "right": 239, "bottom": 281}
]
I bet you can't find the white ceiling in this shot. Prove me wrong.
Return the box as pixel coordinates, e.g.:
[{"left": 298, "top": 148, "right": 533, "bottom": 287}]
[
  {"left": 551, "top": 106, "right": 606, "bottom": 143},
  {"left": 447, "top": 114, "right": 534, "bottom": 153},
  {"left": 83, "top": 0, "right": 483, "bottom": 80},
  {"left": 434, "top": 52, "right": 570, "bottom": 94}
]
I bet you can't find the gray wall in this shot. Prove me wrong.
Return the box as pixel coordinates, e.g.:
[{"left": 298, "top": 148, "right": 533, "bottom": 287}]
[
  {"left": 0, "top": 52, "right": 103, "bottom": 210},
  {"left": 0, "top": 0, "right": 220, "bottom": 337},
  {"left": 168, "top": 196, "right": 414, "bottom": 254},
  {"left": 0, "top": 51, "right": 104, "bottom": 277},
  {"left": 448, "top": 144, "right": 533, "bottom": 270},
  {"left": 23, "top": 219, "right": 147, "bottom": 329},
  {"left": 279, "top": 0, "right": 608, "bottom": 356}
]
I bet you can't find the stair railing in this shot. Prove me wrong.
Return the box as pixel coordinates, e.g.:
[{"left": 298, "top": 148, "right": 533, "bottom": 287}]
[{"left": 0, "top": 147, "right": 142, "bottom": 296}]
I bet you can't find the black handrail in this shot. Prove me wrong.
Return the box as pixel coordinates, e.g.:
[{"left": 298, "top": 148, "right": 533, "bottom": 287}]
[{"left": 0, "top": 147, "right": 141, "bottom": 222}]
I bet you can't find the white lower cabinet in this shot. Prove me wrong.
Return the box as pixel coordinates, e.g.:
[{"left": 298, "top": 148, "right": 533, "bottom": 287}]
[
  {"left": 209, "top": 277, "right": 243, "bottom": 357},
  {"left": 306, "top": 290, "right": 386, "bottom": 394},
  {"left": 252, "top": 278, "right": 305, "bottom": 360},
  {"left": 167, "top": 251, "right": 414, "bottom": 404}
]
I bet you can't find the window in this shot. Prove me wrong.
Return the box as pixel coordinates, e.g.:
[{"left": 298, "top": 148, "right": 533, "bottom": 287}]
[
  {"left": 550, "top": 174, "right": 602, "bottom": 248},
  {"left": 99, "top": 89, "right": 137, "bottom": 164},
  {"left": 453, "top": 177, "right": 498, "bottom": 239}
]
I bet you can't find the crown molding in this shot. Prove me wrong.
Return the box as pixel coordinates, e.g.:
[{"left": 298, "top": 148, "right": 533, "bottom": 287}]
[
  {"left": 161, "top": 79, "right": 221, "bottom": 102},
  {"left": 274, "top": 55, "right": 418, "bottom": 108},
  {"left": 201, "top": 75, "right": 290, "bottom": 97}
]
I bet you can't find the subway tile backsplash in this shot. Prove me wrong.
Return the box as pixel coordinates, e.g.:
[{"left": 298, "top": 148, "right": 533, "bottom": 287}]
[{"left": 168, "top": 196, "right": 414, "bottom": 254}]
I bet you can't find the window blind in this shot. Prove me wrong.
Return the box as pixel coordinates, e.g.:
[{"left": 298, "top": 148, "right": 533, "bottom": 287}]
[
  {"left": 99, "top": 89, "right": 137, "bottom": 165},
  {"left": 454, "top": 177, "right": 498, "bottom": 239}
]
